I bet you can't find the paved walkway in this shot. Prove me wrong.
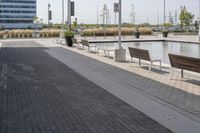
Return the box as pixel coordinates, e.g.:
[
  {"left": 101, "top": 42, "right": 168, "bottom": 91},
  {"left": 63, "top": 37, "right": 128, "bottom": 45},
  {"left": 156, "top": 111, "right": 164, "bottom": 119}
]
[
  {"left": 35, "top": 39, "right": 200, "bottom": 133},
  {"left": 0, "top": 41, "right": 172, "bottom": 133},
  {"left": 42, "top": 39, "right": 200, "bottom": 120}
]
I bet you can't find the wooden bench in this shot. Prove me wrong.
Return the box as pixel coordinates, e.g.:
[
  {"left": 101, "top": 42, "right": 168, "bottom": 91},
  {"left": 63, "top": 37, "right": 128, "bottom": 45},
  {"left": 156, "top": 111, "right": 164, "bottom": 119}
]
[
  {"left": 97, "top": 48, "right": 115, "bottom": 58},
  {"left": 54, "top": 38, "right": 65, "bottom": 45},
  {"left": 128, "top": 47, "right": 162, "bottom": 72},
  {"left": 72, "top": 38, "right": 82, "bottom": 48},
  {"left": 169, "top": 54, "right": 200, "bottom": 78},
  {"left": 81, "top": 39, "right": 97, "bottom": 52}
]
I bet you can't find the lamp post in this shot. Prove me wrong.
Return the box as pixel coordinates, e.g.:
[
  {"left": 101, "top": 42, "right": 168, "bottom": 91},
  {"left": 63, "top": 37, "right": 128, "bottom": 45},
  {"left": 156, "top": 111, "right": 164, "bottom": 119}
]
[
  {"left": 67, "top": 0, "right": 71, "bottom": 30},
  {"left": 114, "top": 0, "right": 126, "bottom": 62},
  {"left": 198, "top": 0, "right": 200, "bottom": 42},
  {"left": 61, "top": 0, "right": 64, "bottom": 38},
  {"left": 48, "top": 3, "right": 50, "bottom": 25},
  {"left": 164, "top": 0, "right": 166, "bottom": 24},
  {"left": 118, "top": 0, "right": 122, "bottom": 49},
  {"left": 97, "top": 5, "right": 99, "bottom": 25}
]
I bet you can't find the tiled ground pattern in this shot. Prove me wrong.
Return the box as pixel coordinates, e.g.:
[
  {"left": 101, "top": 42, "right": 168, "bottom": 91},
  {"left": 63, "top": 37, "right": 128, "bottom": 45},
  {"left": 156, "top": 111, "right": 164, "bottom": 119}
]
[
  {"left": 0, "top": 41, "right": 172, "bottom": 133},
  {"left": 44, "top": 40, "right": 200, "bottom": 121}
]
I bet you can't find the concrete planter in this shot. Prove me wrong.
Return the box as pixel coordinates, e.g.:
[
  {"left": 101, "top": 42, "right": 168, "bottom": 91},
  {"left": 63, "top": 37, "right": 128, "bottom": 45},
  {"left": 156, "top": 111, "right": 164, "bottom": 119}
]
[
  {"left": 134, "top": 32, "right": 141, "bottom": 38},
  {"left": 162, "top": 32, "right": 168, "bottom": 38},
  {"left": 65, "top": 37, "right": 73, "bottom": 47},
  {"left": 114, "top": 49, "right": 126, "bottom": 62}
]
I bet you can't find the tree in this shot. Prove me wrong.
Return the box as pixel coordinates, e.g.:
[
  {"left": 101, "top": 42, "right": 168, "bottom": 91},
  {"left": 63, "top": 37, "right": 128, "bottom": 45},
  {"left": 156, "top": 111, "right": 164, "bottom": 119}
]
[
  {"left": 34, "top": 17, "right": 43, "bottom": 24},
  {"left": 162, "top": 23, "right": 172, "bottom": 28},
  {"left": 179, "top": 6, "right": 194, "bottom": 29},
  {"left": 72, "top": 18, "right": 78, "bottom": 29}
]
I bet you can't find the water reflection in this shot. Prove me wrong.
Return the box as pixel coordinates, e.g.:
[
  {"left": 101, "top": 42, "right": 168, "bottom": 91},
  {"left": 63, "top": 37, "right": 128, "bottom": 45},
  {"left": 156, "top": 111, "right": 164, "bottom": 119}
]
[{"left": 95, "top": 41, "right": 200, "bottom": 64}]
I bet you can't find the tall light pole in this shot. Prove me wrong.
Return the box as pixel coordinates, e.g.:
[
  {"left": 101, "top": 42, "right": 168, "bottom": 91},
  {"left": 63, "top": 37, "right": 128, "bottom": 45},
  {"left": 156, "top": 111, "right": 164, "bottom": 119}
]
[
  {"left": 61, "top": 0, "right": 64, "bottom": 38},
  {"left": 118, "top": 0, "right": 122, "bottom": 49},
  {"left": 199, "top": 0, "right": 200, "bottom": 22},
  {"left": 97, "top": 5, "right": 99, "bottom": 25},
  {"left": 164, "top": 0, "right": 166, "bottom": 24},
  {"left": 198, "top": 0, "right": 200, "bottom": 42},
  {"left": 157, "top": 10, "right": 160, "bottom": 26},
  {"left": 114, "top": 0, "right": 126, "bottom": 62},
  {"left": 48, "top": 3, "right": 50, "bottom": 25},
  {"left": 67, "top": 0, "right": 71, "bottom": 30}
]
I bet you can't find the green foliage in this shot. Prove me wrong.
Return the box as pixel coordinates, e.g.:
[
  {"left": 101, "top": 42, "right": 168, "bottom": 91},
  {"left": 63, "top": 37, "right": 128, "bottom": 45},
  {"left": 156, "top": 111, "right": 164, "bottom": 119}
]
[
  {"left": 72, "top": 18, "right": 78, "bottom": 29},
  {"left": 0, "top": 29, "right": 60, "bottom": 38},
  {"left": 179, "top": 6, "right": 194, "bottom": 27},
  {"left": 81, "top": 27, "right": 152, "bottom": 36},
  {"left": 162, "top": 23, "right": 172, "bottom": 27},
  {"left": 161, "top": 30, "right": 169, "bottom": 33},
  {"left": 140, "top": 23, "right": 151, "bottom": 27},
  {"left": 0, "top": 25, "right": 4, "bottom": 31},
  {"left": 64, "top": 30, "right": 74, "bottom": 37},
  {"left": 48, "top": 24, "right": 61, "bottom": 29},
  {"left": 34, "top": 16, "right": 43, "bottom": 24}
]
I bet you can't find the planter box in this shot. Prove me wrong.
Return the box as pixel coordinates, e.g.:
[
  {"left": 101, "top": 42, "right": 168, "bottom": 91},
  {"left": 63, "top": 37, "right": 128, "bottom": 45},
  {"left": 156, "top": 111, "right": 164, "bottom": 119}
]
[
  {"left": 162, "top": 32, "right": 168, "bottom": 38},
  {"left": 134, "top": 32, "right": 141, "bottom": 38},
  {"left": 65, "top": 37, "right": 73, "bottom": 47}
]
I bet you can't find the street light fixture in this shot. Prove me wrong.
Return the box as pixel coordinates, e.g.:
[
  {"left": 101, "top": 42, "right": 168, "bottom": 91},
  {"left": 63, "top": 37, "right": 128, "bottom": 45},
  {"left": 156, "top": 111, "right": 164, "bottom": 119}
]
[{"left": 114, "top": 0, "right": 126, "bottom": 62}]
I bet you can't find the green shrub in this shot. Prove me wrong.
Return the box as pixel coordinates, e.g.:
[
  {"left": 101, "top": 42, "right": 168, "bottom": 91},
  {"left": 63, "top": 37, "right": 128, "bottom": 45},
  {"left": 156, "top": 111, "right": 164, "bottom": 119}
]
[
  {"left": 0, "top": 32, "right": 3, "bottom": 38},
  {"left": 0, "top": 29, "right": 61, "bottom": 38},
  {"left": 82, "top": 27, "right": 152, "bottom": 36},
  {"left": 64, "top": 30, "right": 74, "bottom": 37}
]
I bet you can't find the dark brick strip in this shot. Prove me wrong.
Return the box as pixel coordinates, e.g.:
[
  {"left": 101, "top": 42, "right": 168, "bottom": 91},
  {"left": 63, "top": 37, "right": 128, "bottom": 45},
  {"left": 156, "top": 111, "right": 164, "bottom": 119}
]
[{"left": 0, "top": 41, "right": 172, "bottom": 133}]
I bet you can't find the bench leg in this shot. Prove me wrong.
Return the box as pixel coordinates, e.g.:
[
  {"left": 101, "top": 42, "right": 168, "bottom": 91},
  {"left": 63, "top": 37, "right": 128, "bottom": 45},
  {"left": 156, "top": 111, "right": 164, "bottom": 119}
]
[
  {"left": 149, "top": 61, "right": 152, "bottom": 72},
  {"left": 108, "top": 51, "right": 110, "bottom": 58},
  {"left": 159, "top": 61, "right": 162, "bottom": 70},
  {"left": 169, "top": 67, "right": 173, "bottom": 80},
  {"left": 181, "top": 69, "right": 184, "bottom": 78},
  {"left": 130, "top": 58, "right": 133, "bottom": 63},
  {"left": 104, "top": 50, "right": 107, "bottom": 57},
  {"left": 139, "top": 59, "right": 141, "bottom": 66},
  {"left": 95, "top": 47, "right": 97, "bottom": 53}
]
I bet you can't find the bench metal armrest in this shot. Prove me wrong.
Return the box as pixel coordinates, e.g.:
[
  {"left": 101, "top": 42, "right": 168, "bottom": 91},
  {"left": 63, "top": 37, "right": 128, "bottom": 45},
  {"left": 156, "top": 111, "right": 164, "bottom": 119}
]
[
  {"left": 150, "top": 59, "right": 161, "bottom": 62},
  {"left": 149, "top": 59, "right": 162, "bottom": 72},
  {"left": 89, "top": 45, "right": 96, "bottom": 48}
]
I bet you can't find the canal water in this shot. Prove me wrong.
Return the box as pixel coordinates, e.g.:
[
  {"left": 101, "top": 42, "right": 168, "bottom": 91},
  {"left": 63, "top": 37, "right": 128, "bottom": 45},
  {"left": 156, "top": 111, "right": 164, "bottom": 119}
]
[{"left": 94, "top": 41, "right": 200, "bottom": 64}]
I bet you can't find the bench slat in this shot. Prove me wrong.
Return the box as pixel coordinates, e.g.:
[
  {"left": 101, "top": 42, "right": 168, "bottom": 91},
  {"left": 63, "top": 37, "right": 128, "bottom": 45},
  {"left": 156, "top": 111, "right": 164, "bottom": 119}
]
[
  {"left": 81, "top": 39, "right": 89, "bottom": 47},
  {"left": 169, "top": 54, "right": 200, "bottom": 73},
  {"left": 129, "top": 47, "right": 151, "bottom": 61},
  {"left": 72, "top": 38, "right": 78, "bottom": 44}
]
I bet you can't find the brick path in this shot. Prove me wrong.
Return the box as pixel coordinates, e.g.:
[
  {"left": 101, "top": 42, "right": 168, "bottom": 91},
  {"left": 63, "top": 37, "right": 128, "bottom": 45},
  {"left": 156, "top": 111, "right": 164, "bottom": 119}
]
[
  {"left": 47, "top": 39, "right": 200, "bottom": 122},
  {"left": 0, "top": 41, "right": 172, "bottom": 133}
]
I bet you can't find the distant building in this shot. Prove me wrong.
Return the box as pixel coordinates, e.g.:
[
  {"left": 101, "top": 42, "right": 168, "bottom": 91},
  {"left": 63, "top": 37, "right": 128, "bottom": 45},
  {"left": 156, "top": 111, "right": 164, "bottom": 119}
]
[{"left": 0, "top": 0, "right": 36, "bottom": 29}]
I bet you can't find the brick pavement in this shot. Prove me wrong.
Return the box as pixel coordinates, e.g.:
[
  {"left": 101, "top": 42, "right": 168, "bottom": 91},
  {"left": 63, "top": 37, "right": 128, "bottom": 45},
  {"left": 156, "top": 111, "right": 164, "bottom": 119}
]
[
  {"left": 0, "top": 41, "right": 172, "bottom": 133},
  {"left": 47, "top": 40, "right": 200, "bottom": 122}
]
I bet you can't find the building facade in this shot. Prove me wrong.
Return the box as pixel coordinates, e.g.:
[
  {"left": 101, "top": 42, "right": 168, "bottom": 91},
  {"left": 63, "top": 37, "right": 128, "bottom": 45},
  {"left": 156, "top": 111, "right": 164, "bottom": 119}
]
[{"left": 0, "top": 0, "right": 36, "bottom": 29}]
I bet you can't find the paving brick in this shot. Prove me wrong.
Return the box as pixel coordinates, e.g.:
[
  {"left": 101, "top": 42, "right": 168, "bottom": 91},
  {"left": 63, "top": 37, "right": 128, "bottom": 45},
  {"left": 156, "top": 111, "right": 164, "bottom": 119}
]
[{"left": 0, "top": 41, "right": 172, "bottom": 133}]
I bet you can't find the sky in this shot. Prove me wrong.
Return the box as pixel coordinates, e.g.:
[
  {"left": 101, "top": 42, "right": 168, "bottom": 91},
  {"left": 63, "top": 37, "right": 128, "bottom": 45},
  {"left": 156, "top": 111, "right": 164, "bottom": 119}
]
[{"left": 37, "top": 0, "right": 199, "bottom": 25}]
